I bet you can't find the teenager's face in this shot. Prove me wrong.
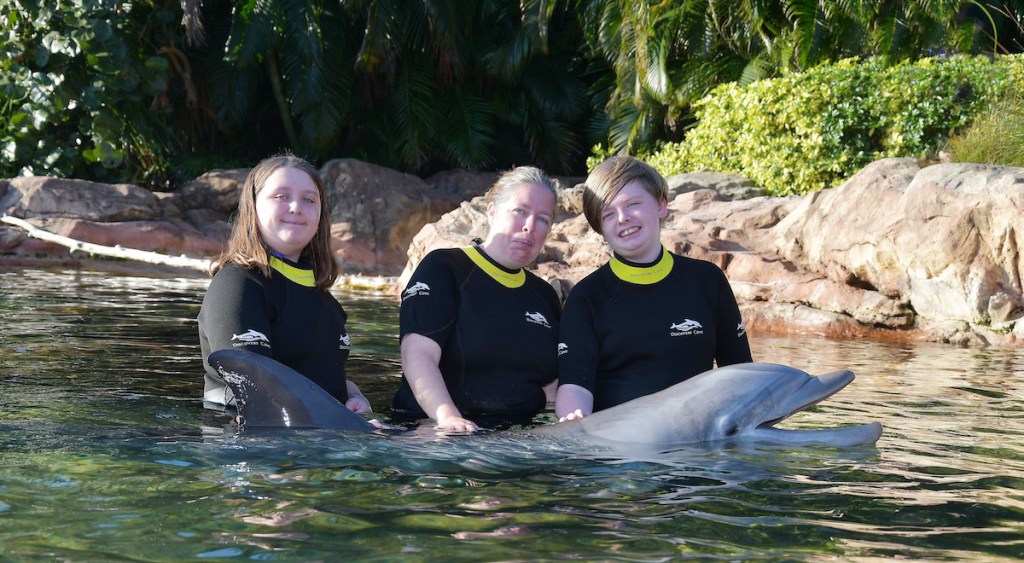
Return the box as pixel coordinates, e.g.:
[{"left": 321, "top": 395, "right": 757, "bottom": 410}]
[
  {"left": 599, "top": 179, "right": 667, "bottom": 263},
  {"left": 481, "top": 183, "right": 556, "bottom": 269},
  {"left": 255, "top": 167, "right": 321, "bottom": 262}
]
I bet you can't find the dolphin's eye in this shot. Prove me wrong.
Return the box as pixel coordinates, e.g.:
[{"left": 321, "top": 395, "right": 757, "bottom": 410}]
[{"left": 726, "top": 425, "right": 739, "bottom": 436}]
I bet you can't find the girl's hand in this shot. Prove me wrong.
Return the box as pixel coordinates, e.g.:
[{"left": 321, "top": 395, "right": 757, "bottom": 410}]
[
  {"left": 558, "top": 409, "right": 586, "bottom": 423},
  {"left": 345, "top": 394, "right": 372, "bottom": 414}
]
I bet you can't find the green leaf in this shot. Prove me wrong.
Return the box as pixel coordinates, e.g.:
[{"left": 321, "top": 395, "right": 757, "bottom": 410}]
[
  {"left": 91, "top": 19, "right": 113, "bottom": 42},
  {"left": 32, "top": 46, "right": 50, "bottom": 67}
]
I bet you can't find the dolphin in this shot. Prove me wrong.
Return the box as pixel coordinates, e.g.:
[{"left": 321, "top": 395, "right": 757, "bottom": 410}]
[
  {"left": 208, "top": 350, "right": 882, "bottom": 447},
  {"left": 528, "top": 362, "right": 882, "bottom": 447}
]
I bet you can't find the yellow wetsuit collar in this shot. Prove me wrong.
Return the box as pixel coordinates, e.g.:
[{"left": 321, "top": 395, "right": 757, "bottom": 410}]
[
  {"left": 270, "top": 256, "right": 316, "bottom": 287},
  {"left": 610, "top": 247, "right": 673, "bottom": 285},
  {"left": 463, "top": 246, "right": 526, "bottom": 288}
]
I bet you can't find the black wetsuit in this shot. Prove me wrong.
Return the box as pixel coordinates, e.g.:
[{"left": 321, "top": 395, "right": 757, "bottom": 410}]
[
  {"left": 558, "top": 247, "right": 751, "bottom": 411},
  {"left": 198, "top": 258, "right": 350, "bottom": 407},
  {"left": 391, "top": 246, "right": 561, "bottom": 426}
]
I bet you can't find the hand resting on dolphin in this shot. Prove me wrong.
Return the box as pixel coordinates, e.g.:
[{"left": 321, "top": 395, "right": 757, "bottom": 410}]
[{"left": 209, "top": 349, "right": 882, "bottom": 447}]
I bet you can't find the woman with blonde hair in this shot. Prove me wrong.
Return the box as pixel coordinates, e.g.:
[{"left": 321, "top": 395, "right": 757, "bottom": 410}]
[{"left": 391, "top": 166, "right": 561, "bottom": 431}]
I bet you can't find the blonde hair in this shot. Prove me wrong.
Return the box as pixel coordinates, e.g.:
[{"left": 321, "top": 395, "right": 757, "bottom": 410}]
[
  {"left": 582, "top": 156, "right": 668, "bottom": 234},
  {"left": 213, "top": 154, "right": 339, "bottom": 290},
  {"left": 485, "top": 166, "right": 557, "bottom": 207}
]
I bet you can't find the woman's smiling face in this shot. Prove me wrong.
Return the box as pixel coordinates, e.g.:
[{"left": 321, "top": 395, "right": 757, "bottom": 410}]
[{"left": 255, "top": 166, "right": 321, "bottom": 261}]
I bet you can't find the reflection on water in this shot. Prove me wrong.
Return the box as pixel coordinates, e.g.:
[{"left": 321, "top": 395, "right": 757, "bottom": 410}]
[{"left": 1, "top": 268, "right": 1023, "bottom": 560}]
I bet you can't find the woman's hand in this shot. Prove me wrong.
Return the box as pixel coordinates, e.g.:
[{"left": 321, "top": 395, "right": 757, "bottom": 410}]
[
  {"left": 436, "top": 414, "right": 479, "bottom": 433},
  {"left": 402, "top": 334, "right": 480, "bottom": 432},
  {"left": 345, "top": 380, "right": 372, "bottom": 413},
  {"left": 558, "top": 408, "right": 587, "bottom": 423},
  {"left": 555, "top": 384, "right": 594, "bottom": 423},
  {"left": 345, "top": 394, "right": 372, "bottom": 414}
]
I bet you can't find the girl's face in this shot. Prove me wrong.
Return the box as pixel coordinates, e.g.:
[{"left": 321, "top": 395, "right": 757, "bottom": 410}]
[
  {"left": 255, "top": 166, "right": 321, "bottom": 262},
  {"left": 599, "top": 179, "right": 668, "bottom": 263},
  {"left": 481, "top": 183, "right": 556, "bottom": 270}
]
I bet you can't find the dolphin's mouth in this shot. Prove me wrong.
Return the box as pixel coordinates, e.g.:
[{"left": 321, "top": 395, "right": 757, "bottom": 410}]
[
  {"left": 758, "top": 417, "right": 787, "bottom": 429},
  {"left": 755, "top": 369, "right": 857, "bottom": 431}
]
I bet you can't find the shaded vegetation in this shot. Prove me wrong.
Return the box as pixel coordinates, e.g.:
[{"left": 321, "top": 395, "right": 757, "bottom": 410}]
[
  {"left": 0, "top": 0, "right": 190, "bottom": 188},
  {"left": 199, "top": 0, "right": 594, "bottom": 175},
  {"left": 2, "top": 1, "right": 1024, "bottom": 189}
]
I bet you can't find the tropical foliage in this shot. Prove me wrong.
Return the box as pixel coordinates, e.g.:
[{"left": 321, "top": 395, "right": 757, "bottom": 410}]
[
  {"left": 3, "top": 1, "right": 1024, "bottom": 188},
  {"left": 579, "top": 0, "right": 1024, "bottom": 154},
  {"left": 198, "top": 0, "right": 592, "bottom": 174},
  {"left": 645, "top": 55, "right": 1024, "bottom": 196},
  {"left": 946, "top": 4, "right": 1024, "bottom": 166},
  {"left": 1, "top": 0, "right": 596, "bottom": 185},
  {"left": 0, "top": 0, "right": 188, "bottom": 186}
]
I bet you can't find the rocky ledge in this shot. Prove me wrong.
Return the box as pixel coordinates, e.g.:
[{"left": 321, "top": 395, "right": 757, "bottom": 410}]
[{"left": 2, "top": 158, "right": 1021, "bottom": 347}]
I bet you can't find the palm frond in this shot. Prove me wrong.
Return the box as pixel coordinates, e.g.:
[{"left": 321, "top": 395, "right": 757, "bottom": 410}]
[
  {"left": 389, "top": 60, "right": 441, "bottom": 170},
  {"left": 441, "top": 91, "right": 496, "bottom": 168}
]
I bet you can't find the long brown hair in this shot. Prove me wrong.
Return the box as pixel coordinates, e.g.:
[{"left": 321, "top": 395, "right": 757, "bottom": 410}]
[{"left": 213, "top": 154, "right": 340, "bottom": 290}]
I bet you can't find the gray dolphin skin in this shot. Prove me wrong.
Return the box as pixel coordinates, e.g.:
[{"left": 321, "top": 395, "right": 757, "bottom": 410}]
[
  {"left": 528, "top": 362, "right": 882, "bottom": 447},
  {"left": 209, "top": 350, "right": 882, "bottom": 447},
  {"left": 212, "top": 349, "right": 375, "bottom": 431}
]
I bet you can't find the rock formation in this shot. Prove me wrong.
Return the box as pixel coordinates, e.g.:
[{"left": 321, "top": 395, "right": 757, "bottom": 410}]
[
  {"left": 402, "top": 159, "right": 1023, "bottom": 346},
  {"left": 2, "top": 158, "right": 1021, "bottom": 346}
]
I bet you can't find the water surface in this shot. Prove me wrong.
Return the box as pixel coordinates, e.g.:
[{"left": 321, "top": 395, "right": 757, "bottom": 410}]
[{"left": 1, "top": 268, "right": 1023, "bottom": 560}]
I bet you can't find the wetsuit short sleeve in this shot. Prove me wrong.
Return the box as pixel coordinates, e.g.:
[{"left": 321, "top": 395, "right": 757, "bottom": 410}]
[
  {"left": 556, "top": 274, "right": 603, "bottom": 394},
  {"left": 712, "top": 266, "right": 753, "bottom": 366},
  {"left": 399, "top": 250, "right": 460, "bottom": 349},
  {"left": 200, "top": 266, "right": 276, "bottom": 356}
]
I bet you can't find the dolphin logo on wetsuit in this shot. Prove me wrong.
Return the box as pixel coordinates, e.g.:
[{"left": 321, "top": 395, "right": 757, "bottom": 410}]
[
  {"left": 670, "top": 319, "right": 702, "bottom": 333},
  {"left": 402, "top": 282, "right": 431, "bottom": 300},
  {"left": 525, "top": 311, "right": 551, "bottom": 328},
  {"left": 231, "top": 329, "right": 269, "bottom": 344}
]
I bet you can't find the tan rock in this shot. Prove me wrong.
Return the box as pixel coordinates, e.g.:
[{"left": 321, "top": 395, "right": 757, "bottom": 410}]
[
  {"left": 320, "top": 158, "right": 464, "bottom": 274},
  {"left": 773, "top": 159, "right": 1024, "bottom": 333},
  {"left": 34, "top": 217, "right": 227, "bottom": 257},
  {"left": 178, "top": 168, "right": 249, "bottom": 214},
  {"left": 1, "top": 177, "right": 160, "bottom": 221}
]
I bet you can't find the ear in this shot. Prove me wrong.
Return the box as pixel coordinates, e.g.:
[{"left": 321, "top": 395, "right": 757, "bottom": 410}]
[
  {"left": 486, "top": 201, "right": 496, "bottom": 223},
  {"left": 657, "top": 198, "right": 669, "bottom": 220}
]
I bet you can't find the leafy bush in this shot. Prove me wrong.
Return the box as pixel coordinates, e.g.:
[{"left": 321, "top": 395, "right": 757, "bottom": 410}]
[
  {"left": 0, "top": 0, "right": 185, "bottom": 187},
  {"left": 646, "top": 55, "right": 1024, "bottom": 196},
  {"left": 946, "top": 64, "right": 1024, "bottom": 167}
]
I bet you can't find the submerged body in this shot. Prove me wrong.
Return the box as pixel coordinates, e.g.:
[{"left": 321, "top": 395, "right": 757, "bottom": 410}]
[{"left": 209, "top": 350, "right": 882, "bottom": 447}]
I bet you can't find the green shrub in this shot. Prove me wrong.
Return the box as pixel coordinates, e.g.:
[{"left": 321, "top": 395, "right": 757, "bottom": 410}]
[
  {"left": 0, "top": 1, "right": 186, "bottom": 187},
  {"left": 646, "top": 55, "right": 1024, "bottom": 196},
  {"left": 946, "top": 66, "right": 1024, "bottom": 167}
]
